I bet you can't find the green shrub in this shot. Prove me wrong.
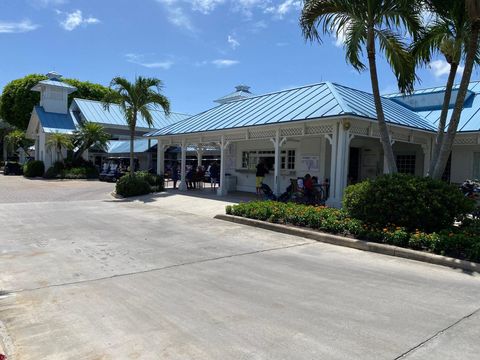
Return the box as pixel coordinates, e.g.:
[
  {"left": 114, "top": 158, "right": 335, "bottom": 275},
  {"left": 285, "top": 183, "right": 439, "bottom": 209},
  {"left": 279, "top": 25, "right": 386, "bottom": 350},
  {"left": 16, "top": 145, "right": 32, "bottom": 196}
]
[
  {"left": 227, "top": 201, "right": 480, "bottom": 262},
  {"left": 23, "top": 160, "right": 45, "bottom": 177},
  {"left": 343, "top": 173, "right": 474, "bottom": 233},
  {"left": 116, "top": 174, "right": 151, "bottom": 197},
  {"left": 62, "top": 166, "right": 98, "bottom": 179},
  {"left": 136, "top": 171, "right": 164, "bottom": 192},
  {"left": 44, "top": 166, "right": 60, "bottom": 179}
]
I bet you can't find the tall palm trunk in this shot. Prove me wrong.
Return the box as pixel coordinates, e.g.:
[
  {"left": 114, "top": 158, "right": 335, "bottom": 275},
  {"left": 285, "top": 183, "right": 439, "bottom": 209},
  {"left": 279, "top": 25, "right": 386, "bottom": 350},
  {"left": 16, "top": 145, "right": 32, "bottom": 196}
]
[
  {"left": 432, "top": 23, "right": 480, "bottom": 179},
  {"left": 129, "top": 122, "right": 135, "bottom": 176},
  {"left": 428, "top": 61, "right": 458, "bottom": 175},
  {"left": 367, "top": 28, "right": 397, "bottom": 173},
  {"left": 432, "top": 22, "right": 480, "bottom": 179}
]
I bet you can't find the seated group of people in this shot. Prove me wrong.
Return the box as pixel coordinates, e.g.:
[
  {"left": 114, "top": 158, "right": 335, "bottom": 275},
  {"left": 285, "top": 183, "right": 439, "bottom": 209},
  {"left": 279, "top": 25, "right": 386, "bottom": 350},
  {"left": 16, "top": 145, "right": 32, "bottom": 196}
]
[{"left": 291, "top": 174, "right": 329, "bottom": 204}]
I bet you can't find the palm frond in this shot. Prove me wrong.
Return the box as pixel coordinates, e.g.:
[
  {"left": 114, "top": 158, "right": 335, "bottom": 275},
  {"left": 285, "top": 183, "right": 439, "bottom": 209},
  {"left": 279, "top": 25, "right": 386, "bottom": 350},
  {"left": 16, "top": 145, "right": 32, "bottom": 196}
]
[{"left": 375, "top": 28, "right": 416, "bottom": 93}]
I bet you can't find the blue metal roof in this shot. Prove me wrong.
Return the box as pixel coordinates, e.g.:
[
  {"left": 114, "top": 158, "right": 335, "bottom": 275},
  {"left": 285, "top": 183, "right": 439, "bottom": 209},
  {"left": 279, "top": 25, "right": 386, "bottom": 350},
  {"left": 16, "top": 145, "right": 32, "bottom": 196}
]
[
  {"left": 72, "top": 98, "right": 190, "bottom": 130},
  {"left": 106, "top": 139, "right": 157, "bottom": 154},
  {"left": 385, "top": 81, "right": 480, "bottom": 132},
  {"left": 147, "top": 82, "right": 435, "bottom": 137},
  {"left": 35, "top": 106, "right": 76, "bottom": 134}
]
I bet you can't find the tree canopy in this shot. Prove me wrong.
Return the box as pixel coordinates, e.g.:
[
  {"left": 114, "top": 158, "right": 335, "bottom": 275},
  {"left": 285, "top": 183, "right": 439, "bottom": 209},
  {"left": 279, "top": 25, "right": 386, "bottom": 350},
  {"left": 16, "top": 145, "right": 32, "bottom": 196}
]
[
  {"left": 104, "top": 76, "right": 170, "bottom": 175},
  {"left": 0, "top": 74, "right": 114, "bottom": 130}
]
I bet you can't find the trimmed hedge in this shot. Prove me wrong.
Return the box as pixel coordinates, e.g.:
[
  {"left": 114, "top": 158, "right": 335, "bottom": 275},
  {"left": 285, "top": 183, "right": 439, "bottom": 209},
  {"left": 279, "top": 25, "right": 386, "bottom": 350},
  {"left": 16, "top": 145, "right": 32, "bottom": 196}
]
[
  {"left": 226, "top": 201, "right": 480, "bottom": 262},
  {"left": 136, "top": 171, "right": 165, "bottom": 192},
  {"left": 343, "top": 174, "right": 474, "bottom": 233},
  {"left": 43, "top": 163, "right": 99, "bottom": 179},
  {"left": 23, "top": 160, "right": 45, "bottom": 178},
  {"left": 116, "top": 174, "right": 151, "bottom": 197}
]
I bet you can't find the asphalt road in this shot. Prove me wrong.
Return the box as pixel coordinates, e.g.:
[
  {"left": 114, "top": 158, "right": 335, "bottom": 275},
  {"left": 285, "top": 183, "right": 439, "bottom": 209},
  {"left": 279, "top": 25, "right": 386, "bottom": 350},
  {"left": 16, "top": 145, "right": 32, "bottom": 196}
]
[{"left": 0, "top": 176, "right": 479, "bottom": 359}]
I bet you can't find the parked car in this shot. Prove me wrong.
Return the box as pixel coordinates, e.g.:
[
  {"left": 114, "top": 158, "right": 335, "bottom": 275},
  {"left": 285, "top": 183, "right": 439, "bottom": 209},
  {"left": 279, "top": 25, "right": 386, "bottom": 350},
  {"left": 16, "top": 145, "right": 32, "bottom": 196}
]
[
  {"left": 99, "top": 157, "right": 139, "bottom": 182},
  {"left": 3, "top": 158, "right": 23, "bottom": 175}
]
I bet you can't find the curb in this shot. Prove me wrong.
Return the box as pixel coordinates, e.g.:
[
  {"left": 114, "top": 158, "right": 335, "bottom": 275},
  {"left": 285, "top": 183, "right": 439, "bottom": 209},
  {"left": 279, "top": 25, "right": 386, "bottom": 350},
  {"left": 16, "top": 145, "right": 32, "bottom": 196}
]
[{"left": 214, "top": 214, "right": 480, "bottom": 273}]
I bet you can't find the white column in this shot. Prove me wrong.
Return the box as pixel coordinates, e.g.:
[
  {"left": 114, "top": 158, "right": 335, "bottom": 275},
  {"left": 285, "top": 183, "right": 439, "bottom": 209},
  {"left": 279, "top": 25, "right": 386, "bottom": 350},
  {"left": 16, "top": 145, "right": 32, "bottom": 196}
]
[
  {"left": 326, "top": 124, "right": 338, "bottom": 207},
  {"left": 334, "top": 123, "right": 347, "bottom": 202},
  {"left": 156, "top": 139, "right": 164, "bottom": 175},
  {"left": 197, "top": 147, "right": 203, "bottom": 168},
  {"left": 319, "top": 136, "right": 326, "bottom": 181},
  {"left": 273, "top": 129, "right": 281, "bottom": 196},
  {"left": 217, "top": 137, "right": 227, "bottom": 196},
  {"left": 178, "top": 139, "right": 188, "bottom": 191}
]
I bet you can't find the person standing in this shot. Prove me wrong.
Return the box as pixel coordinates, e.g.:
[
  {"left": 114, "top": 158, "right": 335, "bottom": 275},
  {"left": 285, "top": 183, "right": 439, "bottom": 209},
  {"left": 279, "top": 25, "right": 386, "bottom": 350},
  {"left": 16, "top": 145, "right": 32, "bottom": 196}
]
[
  {"left": 171, "top": 162, "right": 179, "bottom": 189},
  {"left": 209, "top": 161, "right": 219, "bottom": 190},
  {"left": 256, "top": 159, "right": 268, "bottom": 195}
]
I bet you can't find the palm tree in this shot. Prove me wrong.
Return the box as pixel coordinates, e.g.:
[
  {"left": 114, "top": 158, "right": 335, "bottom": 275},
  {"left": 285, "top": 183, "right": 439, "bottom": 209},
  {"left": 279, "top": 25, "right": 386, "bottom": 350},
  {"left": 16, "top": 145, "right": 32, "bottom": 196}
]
[
  {"left": 46, "top": 132, "right": 72, "bottom": 162},
  {"left": 430, "top": 0, "right": 480, "bottom": 179},
  {"left": 103, "top": 76, "right": 170, "bottom": 175},
  {"left": 300, "top": 0, "right": 422, "bottom": 173},
  {"left": 5, "top": 129, "right": 27, "bottom": 157},
  {"left": 72, "top": 122, "right": 110, "bottom": 161},
  {"left": 414, "top": 0, "right": 476, "bottom": 176}
]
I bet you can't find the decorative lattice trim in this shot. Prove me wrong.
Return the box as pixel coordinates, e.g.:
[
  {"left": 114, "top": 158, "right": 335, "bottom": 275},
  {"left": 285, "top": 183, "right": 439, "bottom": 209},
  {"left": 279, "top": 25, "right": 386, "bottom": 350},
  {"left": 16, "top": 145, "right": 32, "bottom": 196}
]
[
  {"left": 249, "top": 129, "right": 276, "bottom": 139},
  {"left": 305, "top": 125, "right": 334, "bottom": 135},
  {"left": 280, "top": 127, "right": 303, "bottom": 136},
  {"left": 454, "top": 137, "right": 477, "bottom": 145}
]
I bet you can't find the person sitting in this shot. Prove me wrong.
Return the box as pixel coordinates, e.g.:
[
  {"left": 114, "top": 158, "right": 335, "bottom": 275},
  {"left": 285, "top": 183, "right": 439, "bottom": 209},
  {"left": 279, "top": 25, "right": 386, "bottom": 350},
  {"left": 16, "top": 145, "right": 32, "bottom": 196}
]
[{"left": 304, "top": 174, "right": 314, "bottom": 200}]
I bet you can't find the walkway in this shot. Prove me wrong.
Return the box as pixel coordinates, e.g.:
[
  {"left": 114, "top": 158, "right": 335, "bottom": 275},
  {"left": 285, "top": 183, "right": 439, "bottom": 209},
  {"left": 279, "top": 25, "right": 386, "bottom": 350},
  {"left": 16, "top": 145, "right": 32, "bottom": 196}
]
[{"left": 0, "top": 176, "right": 479, "bottom": 359}]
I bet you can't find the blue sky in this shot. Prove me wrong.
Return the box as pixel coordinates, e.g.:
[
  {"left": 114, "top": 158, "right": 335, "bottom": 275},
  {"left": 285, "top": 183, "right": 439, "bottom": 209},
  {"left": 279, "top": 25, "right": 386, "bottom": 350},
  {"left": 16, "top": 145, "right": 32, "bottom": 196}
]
[{"left": 0, "top": 0, "right": 476, "bottom": 115}]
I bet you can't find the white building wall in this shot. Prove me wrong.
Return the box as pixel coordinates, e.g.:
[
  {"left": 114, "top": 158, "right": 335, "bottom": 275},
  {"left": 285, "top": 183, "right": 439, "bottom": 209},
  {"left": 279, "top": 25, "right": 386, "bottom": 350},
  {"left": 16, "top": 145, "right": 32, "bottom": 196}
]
[
  {"left": 229, "top": 137, "right": 329, "bottom": 194},
  {"left": 40, "top": 87, "right": 69, "bottom": 114},
  {"left": 451, "top": 145, "right": 480, "bottom": 183}
]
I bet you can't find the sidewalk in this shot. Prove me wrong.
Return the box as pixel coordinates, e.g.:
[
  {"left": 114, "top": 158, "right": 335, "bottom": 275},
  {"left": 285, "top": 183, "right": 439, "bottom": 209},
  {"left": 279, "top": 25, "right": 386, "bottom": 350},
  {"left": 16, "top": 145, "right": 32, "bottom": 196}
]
[{"left": 114, "top": 186, "right": 257, "bottom": 218}]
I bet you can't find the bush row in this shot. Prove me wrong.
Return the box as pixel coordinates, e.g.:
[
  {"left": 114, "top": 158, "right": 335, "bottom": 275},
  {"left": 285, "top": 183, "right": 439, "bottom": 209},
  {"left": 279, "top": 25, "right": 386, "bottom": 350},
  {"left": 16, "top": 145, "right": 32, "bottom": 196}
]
[
  {"left": 226, "top": 201, "right": 480, "bottom": 262},
  {"left": 343, "top": 173, "right": 474, "bottom": 233},
  {"left": 115, "top": 171, "right": 164, "bottom": 197}
]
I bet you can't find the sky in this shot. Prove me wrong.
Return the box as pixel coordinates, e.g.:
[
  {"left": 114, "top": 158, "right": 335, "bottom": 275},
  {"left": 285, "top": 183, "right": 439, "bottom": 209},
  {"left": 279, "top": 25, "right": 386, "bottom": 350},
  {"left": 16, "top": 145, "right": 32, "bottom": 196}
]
[{"left": 0, "top": 0, "right": 476, "bottom": 116}]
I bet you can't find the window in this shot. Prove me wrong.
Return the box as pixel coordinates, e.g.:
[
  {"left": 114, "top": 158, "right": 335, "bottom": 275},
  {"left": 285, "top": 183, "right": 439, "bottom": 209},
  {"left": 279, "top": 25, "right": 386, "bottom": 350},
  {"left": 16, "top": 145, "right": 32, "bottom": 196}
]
[
  {"left": 396, "top": 155, "right": 416, "bottom": 175},
  {"left": 242, "top": 150, "right": 296, "bottom": 170}
]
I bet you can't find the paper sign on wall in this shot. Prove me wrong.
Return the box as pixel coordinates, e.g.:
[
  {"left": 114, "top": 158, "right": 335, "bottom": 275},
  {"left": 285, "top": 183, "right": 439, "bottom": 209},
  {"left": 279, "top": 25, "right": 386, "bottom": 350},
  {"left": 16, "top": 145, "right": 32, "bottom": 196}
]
[{"left": 301, "top": 156, "right": 319, "bottom": 171}]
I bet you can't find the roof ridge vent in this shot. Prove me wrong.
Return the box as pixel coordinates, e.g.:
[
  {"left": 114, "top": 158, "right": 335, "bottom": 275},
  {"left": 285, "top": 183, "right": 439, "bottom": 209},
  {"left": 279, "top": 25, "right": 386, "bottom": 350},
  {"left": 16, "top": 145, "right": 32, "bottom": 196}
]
[
  {"left": 46, "top": 71, "right": 62, "bottom": 81},
  {"left": 235, "top": 84, "right": 251, "bottom": 93}
]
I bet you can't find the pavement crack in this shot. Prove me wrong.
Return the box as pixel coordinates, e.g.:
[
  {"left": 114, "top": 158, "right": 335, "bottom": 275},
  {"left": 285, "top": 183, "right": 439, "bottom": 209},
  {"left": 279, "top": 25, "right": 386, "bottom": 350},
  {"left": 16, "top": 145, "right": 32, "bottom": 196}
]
[
  {"left": 393, "top": 306, "right": 480, "bottom": 359},
  {"left": 6, "top": 241, "right": 313, "bottom": 295}
]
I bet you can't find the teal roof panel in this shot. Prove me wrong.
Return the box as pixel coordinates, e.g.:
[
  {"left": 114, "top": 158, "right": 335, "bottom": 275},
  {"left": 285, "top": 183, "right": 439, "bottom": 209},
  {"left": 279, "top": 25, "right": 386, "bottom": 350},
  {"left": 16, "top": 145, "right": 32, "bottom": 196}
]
[
  {"left": 73, "top": 98, "right": 190, "bottom": 130},
  {"left": 147, "top": 82, "right": 435, "bottom": 137},
  {"left": 35, "top": 106, "right": 76, "bottom": 134},
  {"left": 107, "top": 139, "right": 157, "bottom": 154},
  {"left": 385, "top": 81, "right": 480, "bottom": 132}
]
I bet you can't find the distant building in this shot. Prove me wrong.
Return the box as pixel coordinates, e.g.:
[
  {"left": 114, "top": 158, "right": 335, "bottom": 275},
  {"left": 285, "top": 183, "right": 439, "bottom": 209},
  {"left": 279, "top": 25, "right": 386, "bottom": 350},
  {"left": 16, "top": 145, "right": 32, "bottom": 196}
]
[
  {"left": 26, "top": 72, "right": 189, "bottom": 170},
  {"left": 148, "top": 81, "right": 480, "bottom": 206}
]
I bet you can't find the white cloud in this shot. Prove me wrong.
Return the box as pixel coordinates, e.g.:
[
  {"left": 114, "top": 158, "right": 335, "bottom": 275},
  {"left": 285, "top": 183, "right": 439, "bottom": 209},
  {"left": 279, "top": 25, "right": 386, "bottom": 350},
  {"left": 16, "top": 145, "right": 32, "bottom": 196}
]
[
  {"left": 125, "top": 53, "right": 174, "bottom": 69},
  {"left": 0, "top": 19, "right": 39, "bottom": 33},
  {"left": 192, "top": 0, "right": 225, "bottom": 14},
  {"left": 31, "top": 0, "right": 67, "bottom": 7},
  {"left": 156, "top": 0, "right": 196, "bottom": 32},
  {"left": 265, "top": 0, "right": 301, "bottom": 19},
  {"left": 227, "top": 35, "right": 240, "bottom": 49},
  {"left": 59, "top": 10, "right": 99, "bottom": 31},
  {"left": 212, "top": 59, "right": 239, "bottom": 67},
  {"left": 429, "top": 59, "right": 464, "bottom": 78}
]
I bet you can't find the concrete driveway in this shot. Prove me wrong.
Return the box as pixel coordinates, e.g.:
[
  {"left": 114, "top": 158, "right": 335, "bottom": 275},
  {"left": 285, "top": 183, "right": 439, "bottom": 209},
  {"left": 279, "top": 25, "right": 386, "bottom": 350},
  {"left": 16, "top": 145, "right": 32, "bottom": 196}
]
[{"left": 0, "top": 176, "right": 479, "bottom": 359}]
